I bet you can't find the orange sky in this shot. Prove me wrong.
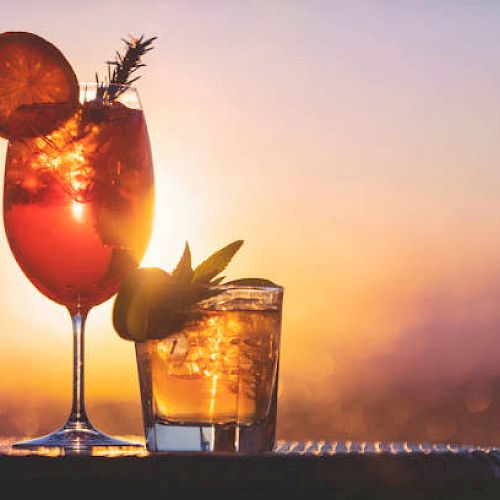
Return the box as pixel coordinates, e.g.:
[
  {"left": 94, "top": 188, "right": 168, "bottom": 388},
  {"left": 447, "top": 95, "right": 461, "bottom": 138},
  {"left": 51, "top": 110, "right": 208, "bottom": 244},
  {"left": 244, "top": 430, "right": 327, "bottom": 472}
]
[{"left": 1, "top": 1, "right": 500, "bottom": 443}]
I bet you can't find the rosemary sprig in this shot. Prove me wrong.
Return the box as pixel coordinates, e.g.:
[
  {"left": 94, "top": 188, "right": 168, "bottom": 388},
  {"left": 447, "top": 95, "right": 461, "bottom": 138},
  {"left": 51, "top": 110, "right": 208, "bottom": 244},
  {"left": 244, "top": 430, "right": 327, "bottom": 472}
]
[{"left": 96, "top": 34, "right": 156, "bottom": 102}]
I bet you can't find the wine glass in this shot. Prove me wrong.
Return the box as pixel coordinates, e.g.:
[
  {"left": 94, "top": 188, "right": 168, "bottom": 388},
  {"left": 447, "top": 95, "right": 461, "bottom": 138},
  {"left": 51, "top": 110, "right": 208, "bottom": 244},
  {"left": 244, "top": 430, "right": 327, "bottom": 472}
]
[{"left": 3, "top": 83, "right": 155, "bottom": 452}]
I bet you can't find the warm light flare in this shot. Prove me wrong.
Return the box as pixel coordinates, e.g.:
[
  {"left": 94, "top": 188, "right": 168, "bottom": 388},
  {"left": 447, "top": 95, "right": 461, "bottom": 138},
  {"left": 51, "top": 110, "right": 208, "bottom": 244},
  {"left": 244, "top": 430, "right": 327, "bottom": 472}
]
[
  {"left": 71, "top": 200, "right": 84, "bottom": 222},
  {"left": 209, "top": 373, "right": 219, "bottom": 417},
  {"left": 140, "top": 167, "right": 201, "bottom": 269}
]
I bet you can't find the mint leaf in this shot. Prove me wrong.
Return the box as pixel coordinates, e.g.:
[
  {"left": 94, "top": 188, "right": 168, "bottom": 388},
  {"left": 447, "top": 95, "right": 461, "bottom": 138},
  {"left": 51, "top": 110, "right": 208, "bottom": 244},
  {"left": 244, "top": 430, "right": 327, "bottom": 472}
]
[
  {"left": 145, "top": 285, "right": 220, "bottom": 339},
  {"left": 172, "top": 242, "right": 194, "bottom": 285},
  {"left": 192, "top": 240, "right": 244, "bottom": 285},
  {"left": 210, "top": 276, "right": 225, "bottom": 286}
]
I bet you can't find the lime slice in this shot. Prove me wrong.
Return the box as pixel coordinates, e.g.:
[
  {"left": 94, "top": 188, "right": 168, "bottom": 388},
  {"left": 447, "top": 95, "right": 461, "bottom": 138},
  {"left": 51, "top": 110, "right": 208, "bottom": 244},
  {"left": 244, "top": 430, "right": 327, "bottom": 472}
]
[{"left": 112, "top": 268, "right": 171, "bottom": 341}]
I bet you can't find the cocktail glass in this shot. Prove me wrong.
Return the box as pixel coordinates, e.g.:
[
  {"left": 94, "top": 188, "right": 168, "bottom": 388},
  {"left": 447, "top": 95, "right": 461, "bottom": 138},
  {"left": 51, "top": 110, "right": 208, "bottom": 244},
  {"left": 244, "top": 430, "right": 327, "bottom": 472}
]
[
  {"left": 135, "top": 283, "right": 284, "bottom": 452},
  {"left": 3, "top": 83, "right": 154, "bottom": 452}
]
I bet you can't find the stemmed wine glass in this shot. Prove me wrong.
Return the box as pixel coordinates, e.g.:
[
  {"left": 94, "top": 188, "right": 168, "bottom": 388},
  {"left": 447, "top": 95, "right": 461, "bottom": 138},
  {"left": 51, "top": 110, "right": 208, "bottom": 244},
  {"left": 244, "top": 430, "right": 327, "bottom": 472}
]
[{"left": 3, "top": 83, "right": 154, "bottom": 452}]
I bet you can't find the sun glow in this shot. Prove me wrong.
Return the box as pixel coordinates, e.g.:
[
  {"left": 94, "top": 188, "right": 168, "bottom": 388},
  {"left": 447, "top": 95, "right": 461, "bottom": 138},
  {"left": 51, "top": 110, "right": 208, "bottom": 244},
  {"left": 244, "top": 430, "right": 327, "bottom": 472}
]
[
  {"left": 71, "top": 200, "right": 84, "bottom": 222},
  {"left": 140, "top": 166, "right": 201, "bottom": 270},
  {"left": 2, "top": 1, "right": 500, "bottom": 445}
]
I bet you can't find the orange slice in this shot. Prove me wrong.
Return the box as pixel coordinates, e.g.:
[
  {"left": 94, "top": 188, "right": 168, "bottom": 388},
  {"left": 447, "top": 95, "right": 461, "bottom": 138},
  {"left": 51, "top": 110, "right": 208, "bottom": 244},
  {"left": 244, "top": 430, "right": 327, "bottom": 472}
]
[{"left": 0, "top": 31, "right": 79, "bottom": 139}]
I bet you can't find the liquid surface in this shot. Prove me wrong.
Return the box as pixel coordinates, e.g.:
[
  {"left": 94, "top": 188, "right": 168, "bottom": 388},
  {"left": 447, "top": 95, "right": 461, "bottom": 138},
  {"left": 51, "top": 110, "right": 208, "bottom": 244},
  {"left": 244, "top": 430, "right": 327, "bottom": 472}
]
[{"left": 3, "top": 101, "right": 154, "bottom": 310}]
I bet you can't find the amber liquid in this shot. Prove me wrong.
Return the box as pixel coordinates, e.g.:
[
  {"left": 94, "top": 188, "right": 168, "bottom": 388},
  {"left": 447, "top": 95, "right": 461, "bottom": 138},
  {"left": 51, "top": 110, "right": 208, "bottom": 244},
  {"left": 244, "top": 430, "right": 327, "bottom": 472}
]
[
  {"left": 141, "top": 310, "right": 281, "bottom": 425},
  {"left": 3, "top": 101, "right": 154, "bottom": 311}
]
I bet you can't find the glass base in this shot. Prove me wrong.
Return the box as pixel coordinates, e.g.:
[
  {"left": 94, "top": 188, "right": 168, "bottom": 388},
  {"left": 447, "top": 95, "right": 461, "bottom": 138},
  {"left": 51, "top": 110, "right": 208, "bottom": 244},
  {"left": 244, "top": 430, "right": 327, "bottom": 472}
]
[
  {"left": 145, "top": 421, "right": 275, "bottom": 453},
  {"left": 13, "top": 424, "right": 143, "bottom": 454}
]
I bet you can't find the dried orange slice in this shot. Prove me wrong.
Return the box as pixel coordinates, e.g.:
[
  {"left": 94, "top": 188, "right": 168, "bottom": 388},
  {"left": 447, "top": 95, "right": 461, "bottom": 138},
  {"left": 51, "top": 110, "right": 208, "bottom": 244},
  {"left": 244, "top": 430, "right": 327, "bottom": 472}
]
[{"left": 0, "top": 31, "right": 79, "bottom": 139}]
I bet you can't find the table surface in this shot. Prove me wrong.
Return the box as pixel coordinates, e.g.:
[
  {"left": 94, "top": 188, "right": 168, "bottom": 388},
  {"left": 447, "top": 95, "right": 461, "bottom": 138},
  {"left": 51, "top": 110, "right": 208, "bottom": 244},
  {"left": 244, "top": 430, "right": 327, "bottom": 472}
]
[{"left": 1, "top": 437, "right": 499, "bottom": 497}]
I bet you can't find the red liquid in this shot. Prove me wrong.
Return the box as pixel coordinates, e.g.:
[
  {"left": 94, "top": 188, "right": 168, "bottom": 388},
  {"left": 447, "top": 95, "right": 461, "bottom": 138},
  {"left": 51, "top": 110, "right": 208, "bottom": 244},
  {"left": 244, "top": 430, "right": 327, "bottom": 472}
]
[{"left": 3, "top": 101, "right": 154, "bottom": 311}]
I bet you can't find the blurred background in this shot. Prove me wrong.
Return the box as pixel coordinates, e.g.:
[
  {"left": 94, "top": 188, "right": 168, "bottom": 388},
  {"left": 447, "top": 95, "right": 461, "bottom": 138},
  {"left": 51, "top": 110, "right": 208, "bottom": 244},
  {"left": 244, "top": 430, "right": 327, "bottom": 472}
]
[{"left": 1, "top": 0, "right": 500, "bottom": 445}]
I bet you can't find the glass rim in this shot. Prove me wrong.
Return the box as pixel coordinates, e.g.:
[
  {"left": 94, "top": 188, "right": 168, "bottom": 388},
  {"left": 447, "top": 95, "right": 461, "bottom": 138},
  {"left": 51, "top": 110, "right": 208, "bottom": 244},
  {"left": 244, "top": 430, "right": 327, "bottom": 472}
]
[
  {"left": 197, "top": 282, "right": 284, "bottom": 311},
  {"left": 78, "top": 82, "right": 137, "bottom": 90},
  {"left": 216, "top": 282, "right": 284, "bottom": 293}
]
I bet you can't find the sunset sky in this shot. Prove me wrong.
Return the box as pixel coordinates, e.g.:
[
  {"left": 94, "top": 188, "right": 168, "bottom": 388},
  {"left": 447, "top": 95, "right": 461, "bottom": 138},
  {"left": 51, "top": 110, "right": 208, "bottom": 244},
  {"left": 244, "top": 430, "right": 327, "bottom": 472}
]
[{"left": 1, "top": 1, "right": 500, "bottom": 444}]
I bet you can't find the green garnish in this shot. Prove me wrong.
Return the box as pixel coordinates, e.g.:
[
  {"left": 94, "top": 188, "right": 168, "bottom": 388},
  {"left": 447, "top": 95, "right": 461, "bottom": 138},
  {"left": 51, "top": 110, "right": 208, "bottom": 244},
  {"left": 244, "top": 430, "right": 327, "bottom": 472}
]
[{"left": 113, "top": 240, "right": 244, "bottom": 342}]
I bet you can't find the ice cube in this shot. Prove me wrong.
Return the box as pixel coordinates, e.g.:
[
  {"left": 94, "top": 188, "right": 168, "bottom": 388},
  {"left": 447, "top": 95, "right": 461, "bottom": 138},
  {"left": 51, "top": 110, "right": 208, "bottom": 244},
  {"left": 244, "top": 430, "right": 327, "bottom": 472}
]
[{"left": 158, "top": 333, "right": 190, "bottom": 361}]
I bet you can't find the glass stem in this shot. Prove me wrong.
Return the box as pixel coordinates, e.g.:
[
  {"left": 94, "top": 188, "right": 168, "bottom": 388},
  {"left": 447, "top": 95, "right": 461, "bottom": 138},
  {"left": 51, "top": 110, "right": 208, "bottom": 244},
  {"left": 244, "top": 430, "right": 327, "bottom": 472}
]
[{"left": 67, "top": 306, "right": 91, "bottom": 429}]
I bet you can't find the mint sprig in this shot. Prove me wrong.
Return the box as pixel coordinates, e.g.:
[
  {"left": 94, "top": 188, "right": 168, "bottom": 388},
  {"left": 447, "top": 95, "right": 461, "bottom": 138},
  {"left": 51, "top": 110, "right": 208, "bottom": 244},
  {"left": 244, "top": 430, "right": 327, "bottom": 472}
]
[{"left": 113, "top": 240, "right": 244, "bottom": 341}]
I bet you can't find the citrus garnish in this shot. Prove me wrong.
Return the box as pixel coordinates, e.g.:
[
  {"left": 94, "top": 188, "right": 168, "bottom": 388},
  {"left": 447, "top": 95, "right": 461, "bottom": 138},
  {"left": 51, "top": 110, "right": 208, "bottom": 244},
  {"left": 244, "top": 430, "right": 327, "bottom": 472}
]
[
  {"left": 113, "top": 240, "right": 245, "bottom": 342},
  {"left": 113, "top": 267, "right": 172, "bottom": 342},
  {"left": 0, "top": 31, "right": 79, "bottom": 139}
]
